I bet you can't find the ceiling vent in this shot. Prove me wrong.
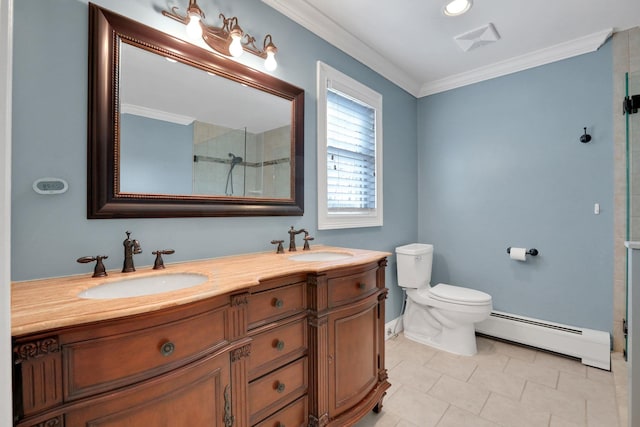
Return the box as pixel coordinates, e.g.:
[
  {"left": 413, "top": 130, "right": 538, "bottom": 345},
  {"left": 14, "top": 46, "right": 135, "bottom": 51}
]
[{"left": 454, "top": 23, "right": 500, "bottom": 52}]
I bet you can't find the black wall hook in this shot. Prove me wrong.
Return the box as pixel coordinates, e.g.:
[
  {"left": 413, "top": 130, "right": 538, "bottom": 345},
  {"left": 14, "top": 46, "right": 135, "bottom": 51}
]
[{"left": 580, "top": 127, "right": 592, "bottom": 143}]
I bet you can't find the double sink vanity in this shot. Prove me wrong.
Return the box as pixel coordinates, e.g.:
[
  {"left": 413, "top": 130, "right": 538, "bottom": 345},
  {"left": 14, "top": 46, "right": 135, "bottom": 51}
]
[{"left": 11, "top": 247, "right": 391, "bottom": 427}]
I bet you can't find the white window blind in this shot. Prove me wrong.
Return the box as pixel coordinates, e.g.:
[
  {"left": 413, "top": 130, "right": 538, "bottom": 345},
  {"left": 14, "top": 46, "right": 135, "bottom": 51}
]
[
  {"left": 317, "top": 61, "right": 383, "bottom": 230},
  {"left": 326, "top": 89, "right": 376, "bottom": 212}
]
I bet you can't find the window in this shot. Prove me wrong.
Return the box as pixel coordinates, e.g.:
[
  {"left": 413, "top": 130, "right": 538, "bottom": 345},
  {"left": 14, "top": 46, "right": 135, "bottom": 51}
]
[{"left": 317, "top": 62, "right": 383, "bottom": 230}]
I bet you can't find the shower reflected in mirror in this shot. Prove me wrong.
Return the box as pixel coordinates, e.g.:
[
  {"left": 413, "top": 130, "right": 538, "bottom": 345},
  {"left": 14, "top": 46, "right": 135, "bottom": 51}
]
[{"left": 225, "top": 153, "right": 243, "bottom": 196}]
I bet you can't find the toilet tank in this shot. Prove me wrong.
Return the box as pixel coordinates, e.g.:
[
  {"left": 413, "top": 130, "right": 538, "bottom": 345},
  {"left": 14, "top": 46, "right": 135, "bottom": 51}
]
[{"left": 395, "top": 243, "right": 433, "bottom": 289}]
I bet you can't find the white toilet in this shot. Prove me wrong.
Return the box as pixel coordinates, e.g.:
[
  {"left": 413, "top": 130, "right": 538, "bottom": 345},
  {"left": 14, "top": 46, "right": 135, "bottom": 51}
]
[{"left": 396, "top": 243, "right": 492, "bottom": 356}]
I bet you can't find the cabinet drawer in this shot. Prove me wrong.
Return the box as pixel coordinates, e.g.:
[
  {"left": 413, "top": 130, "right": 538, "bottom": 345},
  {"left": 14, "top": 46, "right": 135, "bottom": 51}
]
[
  {"left": 64, "top": 307, "right": 226, "bottom": 400},
  {"left": 248, "top": 317, "right": 307, "bottom": 380},
  {"left": 249, "top": 282, "right": 305, "bottom": 328},
  {"left": 253, "top": 395, "right": 308, "bottom": 427},
  {"left": 328, "top": 269, "right": 378, "bottom": 306},
  {"left": 249, "top": 357, "right": 307, "bottom": 425}
]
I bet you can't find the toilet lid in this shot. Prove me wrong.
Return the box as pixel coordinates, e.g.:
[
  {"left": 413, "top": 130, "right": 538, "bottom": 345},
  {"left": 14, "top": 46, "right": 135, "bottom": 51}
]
[{"left": 429, "top": 283, "right": 492, "bottom": 304}]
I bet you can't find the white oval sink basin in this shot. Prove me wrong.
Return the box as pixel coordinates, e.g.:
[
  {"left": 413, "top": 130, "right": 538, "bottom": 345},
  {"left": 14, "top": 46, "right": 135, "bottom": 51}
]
[
  {"left": 288, "top": 251, "right": 353, "bottom": 262},
  {"left": 78, "top": 273, "right": 208, "bottom": 299}
]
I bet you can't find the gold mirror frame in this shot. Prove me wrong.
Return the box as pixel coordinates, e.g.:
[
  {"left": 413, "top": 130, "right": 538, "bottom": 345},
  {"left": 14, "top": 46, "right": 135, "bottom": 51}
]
[{"left": 87, "top": 4, "right": 304, "bottom": 218}]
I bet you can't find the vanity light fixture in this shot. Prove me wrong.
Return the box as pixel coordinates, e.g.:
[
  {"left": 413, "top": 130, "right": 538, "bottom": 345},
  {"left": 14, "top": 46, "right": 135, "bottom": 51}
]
[
  {"left": 443, "top": 0, "right": 473, "bottom": 16},
  {"left": 163, "top": 0, "right": 278, "bottom": 71}
]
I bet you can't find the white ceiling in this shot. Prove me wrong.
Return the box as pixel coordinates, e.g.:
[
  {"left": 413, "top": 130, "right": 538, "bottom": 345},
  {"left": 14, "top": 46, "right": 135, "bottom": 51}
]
[{"left": 263, "top": 0, "right": 640, "bottom": 97}]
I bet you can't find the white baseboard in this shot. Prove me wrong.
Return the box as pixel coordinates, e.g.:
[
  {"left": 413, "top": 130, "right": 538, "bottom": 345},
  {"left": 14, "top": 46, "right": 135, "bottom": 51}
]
[
  {"left": 476, "top": 310, "right": 611, "bottom": 370},
  {"left": 386, "top": 312, "right": 610, "bottom": 371}
]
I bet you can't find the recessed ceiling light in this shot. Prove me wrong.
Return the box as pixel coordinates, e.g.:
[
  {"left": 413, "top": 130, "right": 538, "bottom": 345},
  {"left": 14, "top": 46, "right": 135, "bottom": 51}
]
[{"left": 443, "top": 0, "right": 473, "bottom": 16}]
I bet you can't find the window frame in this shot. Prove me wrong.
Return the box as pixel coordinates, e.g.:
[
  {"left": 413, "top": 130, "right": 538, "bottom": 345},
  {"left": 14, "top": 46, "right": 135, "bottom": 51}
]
[{"left": 316, "top": 61, "right": 383, "bottom": 230}]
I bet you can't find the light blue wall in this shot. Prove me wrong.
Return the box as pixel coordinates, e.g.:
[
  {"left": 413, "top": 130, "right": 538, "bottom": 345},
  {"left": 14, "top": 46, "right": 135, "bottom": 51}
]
[
  {"left": 11, "top": 0, "right": 417, "bottom": 320},
  {"left": 120, "top": 115, "right": 193, "bottom": 194},
  {"left": 417, "top": 44, "right": 614, "bottom": 333}
]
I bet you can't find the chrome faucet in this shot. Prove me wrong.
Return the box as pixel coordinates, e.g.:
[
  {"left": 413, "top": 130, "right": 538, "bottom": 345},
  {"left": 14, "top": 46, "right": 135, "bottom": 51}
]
[
  {"left": 122, "top": 231, "right": 142, "bottom": 272},
  {"left": 288, "top": 226, "right": 313, "bottom": 251}
]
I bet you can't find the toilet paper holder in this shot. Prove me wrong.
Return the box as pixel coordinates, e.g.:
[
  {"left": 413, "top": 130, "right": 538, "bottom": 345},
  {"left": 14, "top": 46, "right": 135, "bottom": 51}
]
[{"left": 507, "top": 247, "right": 539, "bottom": 256}]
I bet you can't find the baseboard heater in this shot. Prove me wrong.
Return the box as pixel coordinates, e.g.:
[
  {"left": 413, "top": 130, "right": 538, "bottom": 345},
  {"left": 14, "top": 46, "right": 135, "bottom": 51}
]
[{"left": 475, "top": 311, "right": 610, "bottom": 370}]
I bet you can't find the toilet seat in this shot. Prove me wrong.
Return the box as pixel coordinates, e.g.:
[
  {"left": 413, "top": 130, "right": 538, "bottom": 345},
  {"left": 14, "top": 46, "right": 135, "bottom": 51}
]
[
  {"left": 430, "top": 283, "right": 491, "bottom": 305},
  {"left": 407, "top": 284, "right": 491, "bottom": 312},
  {"left": 408, "top": 284, "right": 491, "bottom": 305}
]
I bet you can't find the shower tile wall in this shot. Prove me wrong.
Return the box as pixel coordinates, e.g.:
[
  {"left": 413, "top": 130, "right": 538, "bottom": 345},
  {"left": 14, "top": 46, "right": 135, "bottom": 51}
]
[
  {"left": 245, "top": 132, "right": 263, "bottom": 197},
  {"left": 262, "top": 126, "right": 291, "bottom": 198},
  {"left": 193, "top": 121, "right": 243, "bottom": 195},
  {"left": 192, "top": 121, "right": 291, "bottom": 198}
]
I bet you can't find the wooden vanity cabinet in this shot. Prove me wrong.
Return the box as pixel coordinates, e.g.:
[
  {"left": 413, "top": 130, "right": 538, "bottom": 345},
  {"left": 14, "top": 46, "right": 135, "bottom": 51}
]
[
  {"left": 12, "top": 258, "right": 389, "bottom": 427},
  {"left": 307, "top": 259, "right": 390, "bottom": 427},
  {"left": 328, "top": 293, "right": 382, "bottom": 418}
]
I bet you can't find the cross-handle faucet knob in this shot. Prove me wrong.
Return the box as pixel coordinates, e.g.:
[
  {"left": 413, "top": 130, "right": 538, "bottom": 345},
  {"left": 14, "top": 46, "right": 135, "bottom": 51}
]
[
  {"left": 270, "top": 240, "right": 285, "bottom": 254},
  {"left": 303, "top": 233, "right": 314, "bottom": 251},
  {"left": 152, "top": 249, "right": 175, "bottom": 270},
  {"left": 77, "top": 255, "right": 109, "bottom": 277}
]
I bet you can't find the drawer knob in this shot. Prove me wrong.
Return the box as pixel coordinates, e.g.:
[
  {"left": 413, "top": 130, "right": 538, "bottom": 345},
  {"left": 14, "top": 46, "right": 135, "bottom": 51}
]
[
  {"left": 273, "top": 298, "right": 284, "bottom": 308},
  {"left": 277, "top": 424, "right": 285, "bottom": 427},
  {"left": 275, "top": 340, "right": 285, "bottom": 351},
  {"left": 160, "top": 341, "right": 175, "bottom": 357},
  {"left": 275, "top": 381, "right": 286, "bottom": 393},
  {"left": 358, "top": 282, "right": 366, "bottom": 290}
]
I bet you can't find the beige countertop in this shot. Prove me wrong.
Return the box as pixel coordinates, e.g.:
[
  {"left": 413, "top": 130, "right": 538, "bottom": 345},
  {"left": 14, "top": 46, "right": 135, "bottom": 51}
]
[{"left": 11, "top": 246, "right": 390, "bottom": 337}]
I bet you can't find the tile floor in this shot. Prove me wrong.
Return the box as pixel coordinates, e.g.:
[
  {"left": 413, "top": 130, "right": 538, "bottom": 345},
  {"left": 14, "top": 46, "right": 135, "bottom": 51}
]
[{"left": 354, "top": 334, "right": 628, "bottom": 427}]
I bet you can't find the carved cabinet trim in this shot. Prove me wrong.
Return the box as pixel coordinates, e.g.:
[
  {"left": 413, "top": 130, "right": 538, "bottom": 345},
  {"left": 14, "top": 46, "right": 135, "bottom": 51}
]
[
  {"left": 13, "top": 336, "right": 63, "bottom": 418},
  {"left": 30, "top": 415, "right": 64, "bottom": 427},
  {"left": 231, "top": 344, "right": 252, "bottom": 362},
  {"left": 13, "top": 337, "right": 60, "bottom": 364}
]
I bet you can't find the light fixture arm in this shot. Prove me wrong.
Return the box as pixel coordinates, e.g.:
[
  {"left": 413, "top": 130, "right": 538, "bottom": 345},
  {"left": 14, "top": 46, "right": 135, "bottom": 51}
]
[
  {"left": 187, "top": 0, "right": 205, "bottom": 20},
  {"left": 163, "top": 0, "right": 204, "bottom": 25},
  {"left": 162, "top": 6, "right": 189, "bottom": 26},
  {"left": 244, "top": 34, "right": 278, "bottom": 59},
  {"left": 162, "top": 0, "right": 278, "bottom": 69}
]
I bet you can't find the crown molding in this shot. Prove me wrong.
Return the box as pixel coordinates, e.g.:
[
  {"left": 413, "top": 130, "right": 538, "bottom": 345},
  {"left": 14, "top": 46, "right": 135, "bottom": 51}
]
[
  {"left": 120, "top": 104, "right": 195, "bottom": 125},
  {"left": 262, "top": 0, "right": 422, "bottom": 96},
  {"left": 418, "top": 28, "right": 613, "bottom": 97}
]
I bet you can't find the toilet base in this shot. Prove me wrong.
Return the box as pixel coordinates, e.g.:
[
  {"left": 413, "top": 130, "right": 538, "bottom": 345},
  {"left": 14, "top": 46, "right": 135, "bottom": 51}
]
[{"left": 404, "top": 322, "right": 479, "bottom": 356}]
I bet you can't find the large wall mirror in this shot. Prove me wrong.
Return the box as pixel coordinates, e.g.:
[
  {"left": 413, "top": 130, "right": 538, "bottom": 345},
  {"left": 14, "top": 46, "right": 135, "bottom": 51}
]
[{"left": 88, "top": 4, "right": 304, "bottom": 218}]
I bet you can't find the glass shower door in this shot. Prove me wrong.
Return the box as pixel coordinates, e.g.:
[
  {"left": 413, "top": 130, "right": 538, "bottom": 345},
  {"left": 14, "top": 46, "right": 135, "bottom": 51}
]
[
  {"left": 628, "top": 72, "right": 640, "bottom": 239},
  {"left": 626, "top": 71, "right": 640, "bottom": 358}
]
